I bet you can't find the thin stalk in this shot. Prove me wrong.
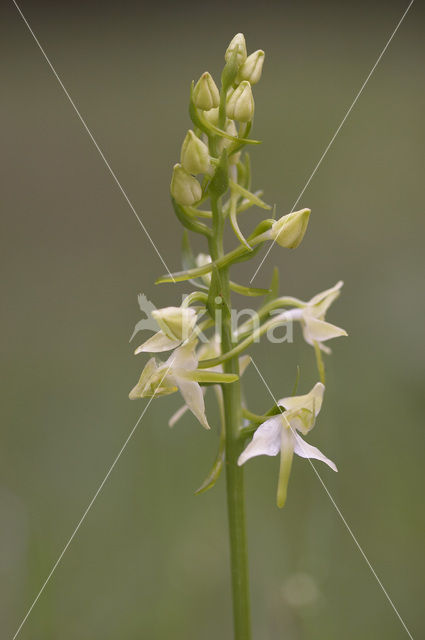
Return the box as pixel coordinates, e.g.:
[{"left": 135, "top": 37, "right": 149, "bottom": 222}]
[{"left": 209, "top": 187, "right": 252, "bottom": 640}]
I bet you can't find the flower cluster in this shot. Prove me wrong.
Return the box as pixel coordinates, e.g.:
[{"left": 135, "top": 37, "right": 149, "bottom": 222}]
[{"left": 129, "top": 33, "right": 347, "bottom": 507}]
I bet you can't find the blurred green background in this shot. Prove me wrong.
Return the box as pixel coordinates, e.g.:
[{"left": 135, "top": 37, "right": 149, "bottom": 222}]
[{"left": 1, "top": 1, "right": 424, "bottom": 638}]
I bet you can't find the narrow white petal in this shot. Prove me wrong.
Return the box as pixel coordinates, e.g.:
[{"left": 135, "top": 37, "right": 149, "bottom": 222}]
[
  {"left": 175, "top": 377, "right": 210, "bottom": 429},
  {"left": 168, "top": 387, "right": 207, "bottom": 428},
  {"left": 238, "top": 416, "right": 282, "bottom": 465},
  {"left": 293, "top": 434, "right": 337, "bottom": 471},
  {"left": 303, "top": 316, "right": 347, "bottom": 343},
  {"left": 135, "top": 331, "right": 181, "bottom": 353}
]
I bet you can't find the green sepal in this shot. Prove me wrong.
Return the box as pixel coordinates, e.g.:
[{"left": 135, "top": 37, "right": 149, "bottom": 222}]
[
  {"left": 172, "top": 198, "right": 212, "bottom": 237},
  {"left": 209, "top": 151, "right": 229, "bottom": 198},
  {"left": 229, "top": 281, "right": 270, "bottom": 297},
  {"left": 181, "top": 370, "right": 239, "bottom": 384},
  {"left": 229, "top": 181, "right": 271, "bottom": 210}
]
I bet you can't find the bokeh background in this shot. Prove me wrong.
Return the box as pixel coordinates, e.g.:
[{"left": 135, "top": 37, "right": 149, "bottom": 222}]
[{"left": 1, "top": 1, "right": 424, "bottom": 638}]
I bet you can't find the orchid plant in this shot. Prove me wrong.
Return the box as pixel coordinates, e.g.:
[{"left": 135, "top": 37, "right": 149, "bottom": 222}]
[{"left": 129, "top": 33, "right": 347, "bottom": 640}]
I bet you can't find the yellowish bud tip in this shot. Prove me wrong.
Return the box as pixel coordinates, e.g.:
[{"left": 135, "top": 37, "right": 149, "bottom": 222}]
[
  {"left": 170, "top": 163, "right": 202, "bottom": 206},
  {"left": 272, "top": 209, "right": 311, "bottom": 249},
  {"left": 193, "top": 72, "right": 220, "bottom": 111}
]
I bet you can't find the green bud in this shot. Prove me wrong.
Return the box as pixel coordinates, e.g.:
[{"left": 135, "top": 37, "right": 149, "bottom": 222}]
[
  {"left": 193, "top": 72, "right": 220, "bottom": 110},
  {"left": 180, "top": 130, "right": 211, "bottom": 174},
  {"left": 152, "top": 306, "right": 197, "bottom": 341},
  {"left": 225, "top": 33, "right": 247, "bottom": 67},
  {"left": 271, "top": 209, "right": 311, "bottom": 248},
  {"left": 170, "top": 164, "right": 202, "bottom": 206},
  {"left": 226, "top": 81, "right": 254, "bottom": 122},
  {"left": 238, "top": 49, "right": 265, "bottom": 85}
]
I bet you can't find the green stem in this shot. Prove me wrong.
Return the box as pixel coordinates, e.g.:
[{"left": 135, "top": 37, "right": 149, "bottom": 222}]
[{"left": 209, "top": 191, "right": 252, "bottom": 640}]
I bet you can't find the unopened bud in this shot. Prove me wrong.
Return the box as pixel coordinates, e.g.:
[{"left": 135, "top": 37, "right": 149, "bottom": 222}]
[
  {"left": 225, "top": 33, "right": 247, "bottom": 67},
  {"left": 152, "top": 306, "right": 197, "bottom": 341},
  {"left": 170, "top": 164, "right": 202, "bottom": 206},
  {"left": 238, "top": 50, "right": 265, "bottom": 85},
  {"left": 193, "top": 72, "right": 220, "bottom": 111},
  {"left": 203, "top": 107, "right": 219, "bottom": 126},
  {"left": 226, "top": 81, "right": 254, "bottom": 122},
  {"left": 180, "top": 130, "right": 211, "bottom": 174},
  {"left": 271, "top": 209, "right": 311, "bottom": 248}
]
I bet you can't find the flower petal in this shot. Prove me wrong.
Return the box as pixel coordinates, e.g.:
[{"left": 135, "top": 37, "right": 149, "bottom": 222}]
[
  {"left": 238, "top": 416, "right": 282, "bottom": 465},
  {"left": 175, "top": 377, "right": 210, "bottom": 429},
  {"left": 308, "top": 281, "right": 343, "bottom": 315},
  {"left": 293, "top": 434, "right": 337, "bottom": 471},
  {"left": 303, "top": 316, "right": 347, "bottom": 345},
  {"left": 279, "top": 382, "right": 324, "bottom": 415},
  {"left": 135, "top": 331, "right": 181, "bottom": 354}
]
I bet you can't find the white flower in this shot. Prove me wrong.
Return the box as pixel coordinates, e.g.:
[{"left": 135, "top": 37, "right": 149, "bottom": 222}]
[
  {"left": 168, "top": 335, "right": 251, "bottom": 427},
  {"left": 238, "top": 383, "right": 337, "bottom": 507},
  {"left": 130, "top": 341, "right": 238, "bottom": 430},
  {"left": 134, "top": 306, "right": 198, "bottom": 354},
  {"left": 298, "top": 281, "right": 347, "bottom": 353}
]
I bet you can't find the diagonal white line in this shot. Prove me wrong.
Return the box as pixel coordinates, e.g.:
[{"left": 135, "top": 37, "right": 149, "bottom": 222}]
[
  {"left": 11, "top": 361, "right": 175, "bottom": 640},
  {"left": 249, "top": 357, "right": 414, "bottom": 639},
  {"left": 11, "top": 0, "right": 175, "bottom": 282},
  {"left": 250, "top": 0, "right": 415, "bottom": 283}
]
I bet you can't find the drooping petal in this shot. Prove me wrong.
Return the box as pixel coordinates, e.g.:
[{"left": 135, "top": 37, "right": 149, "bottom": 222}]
[
  {"left": 303, "top": 315, "right": 347, "bottom": 345},
  {"left": 277, "top": 422, "right": 296, "bottom": 508},
  {"left": 175, "top": 377, "right": 210, "bottom": 430},
  {"left": 168, "top": 387, "right": 207, "bottom": 428},
  {"left": 134, "top": 331, "right": 181, "bottom": 354},
  {"left": 238, "top": 416, "right": 282, "bottom": 465},
  {"left": 293, "top": 433, "right": 337, "bottom": 471}
]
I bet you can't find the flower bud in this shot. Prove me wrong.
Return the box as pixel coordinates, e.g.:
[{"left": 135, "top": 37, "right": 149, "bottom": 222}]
[
  {"left": 226, "top": 81, "right": 254, "bottom": 122},
  {"left": 170, "top": 164, "right": 202, "bottom": 206},
  {"left": 225, "top": 33, "right": 247, "bottom": 67},
  {"left": 202, "top": 107, "right": 219, "bottom": 126},
  {"left": 152, "top": 306, "right": 197, "bottom": 341},
  {"left": 271, "top": 209, "right": 311, "bottom": 248},
  {"left": 238, "top": 50, "right": 265, "bottom": 85},
  {"left": 180, "top": 130, "right": 211, "bottom": 174},
  {"left": 193, "top": 72, "right": 220, "bottom": 110}
]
